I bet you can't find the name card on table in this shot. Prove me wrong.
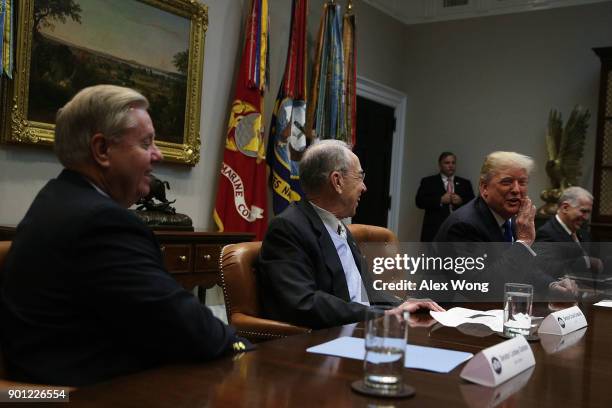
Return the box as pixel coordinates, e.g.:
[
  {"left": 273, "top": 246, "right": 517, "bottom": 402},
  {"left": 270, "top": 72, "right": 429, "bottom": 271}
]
[
  {"left": 537, "top": 306, "right": 587, "bottom": 336},
  {"left": 540, "top": 327, "right": 587, "bottom": 354},
  {"left": 460, "top": 366, "right": 534, "bottom": 408},
  {"left": 460, "top": 336, "right": 535, "bottom": 387}
]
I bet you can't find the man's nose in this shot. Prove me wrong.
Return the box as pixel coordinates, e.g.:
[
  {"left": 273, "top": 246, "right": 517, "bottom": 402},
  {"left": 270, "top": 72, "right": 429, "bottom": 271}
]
[{"left": 152, "top": 143, "right": 163, "bottom": 161}]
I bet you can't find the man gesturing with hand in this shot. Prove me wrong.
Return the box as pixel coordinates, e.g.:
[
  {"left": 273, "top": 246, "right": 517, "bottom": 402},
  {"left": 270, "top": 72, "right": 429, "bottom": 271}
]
[{"left": 435, "top": 151, "right": 577, "bottom": 299}]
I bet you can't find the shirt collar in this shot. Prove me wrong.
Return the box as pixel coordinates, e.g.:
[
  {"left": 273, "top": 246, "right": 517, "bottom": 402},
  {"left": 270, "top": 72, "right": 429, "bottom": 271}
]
[
  {"left": 80, "top": 175, "right": 110, "bottom": 198},
  {"left": 488, "top": 207, "right": 508, "bottom": 228},
  {"left": 555, "top": 214, "right": 573, "bottom": 236},
  {"left": 310, "top": 201, "right": 344, "bottom": 235},
  {"left": 441, "top": 173, "right": 453, "bottom": 183}
]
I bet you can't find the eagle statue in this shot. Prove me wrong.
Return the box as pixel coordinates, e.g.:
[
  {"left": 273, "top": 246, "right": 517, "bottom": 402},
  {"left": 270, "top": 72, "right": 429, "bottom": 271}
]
[{"left": 538, "top": 106, "right": 590, "bottom": 216}]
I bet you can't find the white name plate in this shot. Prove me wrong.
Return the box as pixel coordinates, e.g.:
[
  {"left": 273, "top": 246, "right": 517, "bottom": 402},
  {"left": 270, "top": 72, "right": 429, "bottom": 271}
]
[
  {"left": 460, "top": 336, "right": 535, "bottom": 387},
  {"left": 537, "top": 306, "right": 587, "bottom": 336},
  {"left": 460, "top": 366, "right": 534, "bottom": 408},
  {"left": 540, "top": 327, "right": 587, "bottom": 354}
]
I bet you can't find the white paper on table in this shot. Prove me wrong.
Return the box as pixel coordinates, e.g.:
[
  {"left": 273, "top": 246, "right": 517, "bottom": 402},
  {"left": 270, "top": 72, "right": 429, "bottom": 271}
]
[
  {"left": 306, "top": 336, "right": 473, "bottom": 373},
  {"left": 430, "top": 307, "right": 504, "bottom": 333},
  {"left": 593, "top": 300, "right": 612, "bottom": 308}
]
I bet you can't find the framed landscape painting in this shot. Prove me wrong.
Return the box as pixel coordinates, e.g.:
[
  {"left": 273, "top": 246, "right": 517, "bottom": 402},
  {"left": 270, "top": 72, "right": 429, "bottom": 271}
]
[{"left": 1, "top": 0, "right": 208, "bottom": 165}]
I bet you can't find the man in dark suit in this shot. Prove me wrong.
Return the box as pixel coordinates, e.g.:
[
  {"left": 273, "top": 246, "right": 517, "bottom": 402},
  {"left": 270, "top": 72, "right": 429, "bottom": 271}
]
[
  {"left": 434, "top": 151, "right": 576, "bottom": 299},
  {"left": 416, "top": 152, "right": 474, "bottom": 242},
  {"left": 0, "top": 85, "right": 247, "bottom": 386},
  {"left": 258, "top": 140, "right": 443, "bottom": 329},
  {"left": 535, "top": 187, "right": 602, "bottom": 279}
]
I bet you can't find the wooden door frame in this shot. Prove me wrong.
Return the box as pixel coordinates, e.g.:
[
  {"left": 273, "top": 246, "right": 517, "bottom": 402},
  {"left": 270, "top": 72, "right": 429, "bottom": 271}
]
[{"left": 356, "top": 76, "right": 406, "bottom": 234}]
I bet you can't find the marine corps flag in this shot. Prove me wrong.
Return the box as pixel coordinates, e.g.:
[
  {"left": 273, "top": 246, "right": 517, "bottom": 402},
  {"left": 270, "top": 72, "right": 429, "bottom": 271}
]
[
  {"left": 267, "top": 0, "right": 308, "bottom": 215},
  {"left": 214, "top": 0, "right": 269, "bottom": 240}
]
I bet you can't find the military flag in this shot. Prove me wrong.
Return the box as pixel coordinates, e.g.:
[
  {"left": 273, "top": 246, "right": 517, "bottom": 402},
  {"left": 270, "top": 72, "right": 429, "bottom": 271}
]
[
  {"left": 305, "top": 0, "right": 347, "bottom": 143},
  {"left": 213, "top": 0, "right": 269, "bottom": 240},
  {"left": 267, "top": 0, "right": 308, "bottom": 215},
  {"left": 343, "top": 0, "right": 356, "bottom": 146}
]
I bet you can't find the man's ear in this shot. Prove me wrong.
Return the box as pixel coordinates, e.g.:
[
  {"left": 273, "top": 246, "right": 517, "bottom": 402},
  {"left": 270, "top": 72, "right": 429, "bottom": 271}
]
[
  {"left": 479, "top": 180, "right": 487, "bottom": 198},
  {"left": 330, "top": 170, "right": 343, "bottom": 194},
  {"left": 90, "top": 133, "right": 111, "bottom": 168}
]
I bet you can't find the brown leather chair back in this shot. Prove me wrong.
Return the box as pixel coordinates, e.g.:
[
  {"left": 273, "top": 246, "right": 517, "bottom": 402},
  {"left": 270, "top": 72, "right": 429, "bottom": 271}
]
[
  {"left": 220, "top": 242, "right": 310, "bottom": 342},
  {"left": 0, "top": 241, "right": 12, "bottom": 381},
  {"left": 347, "top": 224, "right": 399, "bottom": 245},
  {"left": 0, "top": 241, "right": 10, "bottom": 273},
  {"left": 220, "top": 241, "right": 262, "bottom": 318}
]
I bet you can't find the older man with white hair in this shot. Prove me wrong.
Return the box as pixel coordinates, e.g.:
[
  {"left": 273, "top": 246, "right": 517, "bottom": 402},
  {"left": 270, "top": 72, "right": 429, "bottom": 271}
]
[
  {"left": 0, "top": 85, "right": 247, "bottom": 387},
  {"left": 535, "top": 186, "right": 603, "bottom": 278},
  {"left": 258, "top": 140, "right": 444, "bottom": 329}
]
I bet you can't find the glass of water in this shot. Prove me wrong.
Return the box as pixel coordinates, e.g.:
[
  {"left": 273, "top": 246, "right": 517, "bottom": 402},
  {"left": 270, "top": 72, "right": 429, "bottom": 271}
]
[
  {"left": 363, "top": 306, "right": 408, "bottom": 392},
  {"left": 503, "top": 283, "right": 533, "bottom": 337}
]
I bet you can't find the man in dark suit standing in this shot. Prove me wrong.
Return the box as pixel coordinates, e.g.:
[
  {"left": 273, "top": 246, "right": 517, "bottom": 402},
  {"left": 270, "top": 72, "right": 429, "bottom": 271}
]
[
  {"left": 0, "top": 85, "right": 247, "bottom": 386},
  {"left": 416, "top": 152, "right": 474, "bottom": 242},
  {"left": 258, "top": 140, "right": 443, "bottom": 329},
  {"left": 535, "top": 187, "right": 602, "bottom": 278},
  {"left": 434, "top": 151, "right": 576, "bottom": 298}
]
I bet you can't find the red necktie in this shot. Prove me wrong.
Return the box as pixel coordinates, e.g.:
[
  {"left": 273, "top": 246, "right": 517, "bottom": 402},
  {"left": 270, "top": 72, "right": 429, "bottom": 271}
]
[{"left": 447, "top": 178, "right": 454, "bottom": 211}]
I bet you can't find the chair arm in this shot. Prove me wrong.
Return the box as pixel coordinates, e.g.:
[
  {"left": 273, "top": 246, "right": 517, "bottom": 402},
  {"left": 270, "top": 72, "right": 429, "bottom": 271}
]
[{"left": 230, "top": 312, "right": 311, "bottom": 341}]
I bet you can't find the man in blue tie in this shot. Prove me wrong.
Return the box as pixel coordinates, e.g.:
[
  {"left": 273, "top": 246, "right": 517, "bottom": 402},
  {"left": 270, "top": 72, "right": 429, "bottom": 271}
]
[
  {"left": 434, "top": 151, "right": 577, "bottom": 298},
  {"left": 258, "top": 140, "right": 443, "bottom": 329}
]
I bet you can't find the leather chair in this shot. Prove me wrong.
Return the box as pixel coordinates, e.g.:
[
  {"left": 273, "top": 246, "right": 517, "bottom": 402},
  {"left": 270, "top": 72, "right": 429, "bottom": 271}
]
[
  {"left": 219, "top": 241, "right": 311, "bottom": 342},
  {"left": 347, "top": 224, "right": 399, "bottom": 245},
  {"left": 0, "top": 241, "right": 10, "bottom": 273}
]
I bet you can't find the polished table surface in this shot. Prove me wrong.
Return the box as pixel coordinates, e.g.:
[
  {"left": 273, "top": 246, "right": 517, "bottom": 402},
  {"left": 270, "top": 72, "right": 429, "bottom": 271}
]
[{"left": 70, "top": 302, "right": 612, "bottom": 407}]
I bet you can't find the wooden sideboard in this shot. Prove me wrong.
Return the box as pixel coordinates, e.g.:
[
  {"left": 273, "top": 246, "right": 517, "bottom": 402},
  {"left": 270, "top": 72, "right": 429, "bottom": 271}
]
[
  {"left": 154, "top": 231, "right": 254, "bottom": 291},
  {"left": 0, "top": 226, "right": 254, "bottom": 293}
]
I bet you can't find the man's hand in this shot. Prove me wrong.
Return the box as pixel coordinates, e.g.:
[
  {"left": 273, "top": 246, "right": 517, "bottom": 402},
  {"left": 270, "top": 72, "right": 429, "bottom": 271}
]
[
  {"left": 515, "top": 196, "right": 536, "bottom": 246},
  {"left": 550, "top": 277, "right": 579, "bottom": 298},
  {"left": 387, "top": 299, "right": 445, "bottom": 318},
  {"left": 441, "top": 192, "right": 452, "bottom": 205},
  {"left": 450, "top": 193, "right": 463, "bottom": 206}
]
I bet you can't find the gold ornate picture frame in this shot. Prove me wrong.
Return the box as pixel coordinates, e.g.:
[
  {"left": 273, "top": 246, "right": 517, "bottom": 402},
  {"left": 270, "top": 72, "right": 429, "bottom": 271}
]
[{"left": 1, "top": 0, "right": 207, "bottom": 165}]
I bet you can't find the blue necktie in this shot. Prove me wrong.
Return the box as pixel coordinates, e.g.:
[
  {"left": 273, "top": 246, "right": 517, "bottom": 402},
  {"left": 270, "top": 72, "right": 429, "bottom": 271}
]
[{"left": 502, "top": 219, "right": 513, "bottom": 242}]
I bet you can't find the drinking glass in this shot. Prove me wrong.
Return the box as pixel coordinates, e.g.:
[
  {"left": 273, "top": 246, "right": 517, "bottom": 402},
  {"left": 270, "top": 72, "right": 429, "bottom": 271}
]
[
  {"left": 363, "top": 306, "right": 408, "bottom": 391},
  {"left": 503, "top": 283, "right": 533, "bottom": 337}
]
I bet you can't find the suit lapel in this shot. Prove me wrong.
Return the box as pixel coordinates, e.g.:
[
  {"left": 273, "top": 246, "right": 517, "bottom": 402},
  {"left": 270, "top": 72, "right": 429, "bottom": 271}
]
[
  {"left": 551, "top": 217, "right": 574, "bottom": 243},
  {"left": 298, "top": 201, "right": 351, "bottom": 301},
  {"left": 476, "top": 198, "right": 505, "bottom": 241}
]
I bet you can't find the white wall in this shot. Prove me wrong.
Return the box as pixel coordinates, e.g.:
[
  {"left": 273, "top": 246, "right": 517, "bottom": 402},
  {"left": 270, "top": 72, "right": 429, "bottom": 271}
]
[{"left": 399, "top": 1, "right": 612, "bottom": 241}]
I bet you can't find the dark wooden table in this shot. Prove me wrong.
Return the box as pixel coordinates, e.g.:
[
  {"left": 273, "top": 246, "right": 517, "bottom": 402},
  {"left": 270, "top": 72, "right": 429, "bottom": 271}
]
[{"left": 69, "top": 302, "right": 612, "bottom": 407}]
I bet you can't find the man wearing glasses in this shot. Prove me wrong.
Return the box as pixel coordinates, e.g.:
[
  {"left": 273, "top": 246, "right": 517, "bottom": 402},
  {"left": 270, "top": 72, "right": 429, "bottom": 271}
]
[{"left": 257, "top": 140, "right": 443, "bottom": 329}]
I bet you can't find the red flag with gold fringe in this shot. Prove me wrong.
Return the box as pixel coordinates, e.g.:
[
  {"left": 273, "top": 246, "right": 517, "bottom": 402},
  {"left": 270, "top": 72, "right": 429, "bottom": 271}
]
[{"left": 213, "top": 0, "right": 269, "bottom": 240}]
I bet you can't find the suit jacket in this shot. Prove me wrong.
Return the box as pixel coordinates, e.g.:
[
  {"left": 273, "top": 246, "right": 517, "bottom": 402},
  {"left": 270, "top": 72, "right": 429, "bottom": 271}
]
[
  {"left": 257, "top": 200, "right": 394, "bottom": 329},
  {"left": 434, "top": 197, "right": 553, "bottom": 298},
  {"left": 0, "top": 169, "right": 236, "bottom": 386},
  {"left": 534, "top": 216, "right": 592, "bottom": 279},
  {"left": 416, "top": 174, "right": 474, "bottom": 242}
]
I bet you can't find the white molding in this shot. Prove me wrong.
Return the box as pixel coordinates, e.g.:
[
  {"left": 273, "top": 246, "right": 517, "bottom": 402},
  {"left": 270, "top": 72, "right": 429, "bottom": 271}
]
[{"left": 356, "top": 76, "right": 406, "bottom": 235}]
